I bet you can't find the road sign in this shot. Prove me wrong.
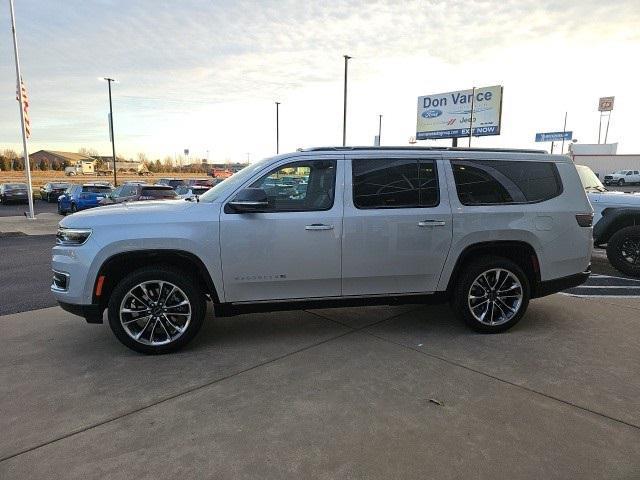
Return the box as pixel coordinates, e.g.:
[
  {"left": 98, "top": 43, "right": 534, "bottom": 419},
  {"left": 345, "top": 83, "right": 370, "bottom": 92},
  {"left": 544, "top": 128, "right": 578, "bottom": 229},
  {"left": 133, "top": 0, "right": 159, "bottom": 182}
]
[
  {"left": 598, "top": 96, "right": 615, "bottom": 112},
  {"left": 535, "top": 131, "right": 572, "bottom": 142}
]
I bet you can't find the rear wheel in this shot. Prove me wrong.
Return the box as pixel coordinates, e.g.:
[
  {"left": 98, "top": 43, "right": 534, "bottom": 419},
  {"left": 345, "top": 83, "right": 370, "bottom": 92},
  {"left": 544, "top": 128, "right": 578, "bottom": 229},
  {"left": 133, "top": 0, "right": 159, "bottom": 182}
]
[
  {"left": 606, "top": 226, "right": 640, "bottom": 277},
  {"left": 452, "top": 256, "right": 530, "bottom": 333},
  {"left": 107, "top": 266, "right": 207, "bottom": 354}
]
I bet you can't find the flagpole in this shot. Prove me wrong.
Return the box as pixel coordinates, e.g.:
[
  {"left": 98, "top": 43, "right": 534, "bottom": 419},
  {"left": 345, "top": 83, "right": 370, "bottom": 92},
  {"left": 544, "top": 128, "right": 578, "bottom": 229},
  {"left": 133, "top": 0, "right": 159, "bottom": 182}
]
[{"left": 9, "top": 0, "right": 35, "bottom": 219}]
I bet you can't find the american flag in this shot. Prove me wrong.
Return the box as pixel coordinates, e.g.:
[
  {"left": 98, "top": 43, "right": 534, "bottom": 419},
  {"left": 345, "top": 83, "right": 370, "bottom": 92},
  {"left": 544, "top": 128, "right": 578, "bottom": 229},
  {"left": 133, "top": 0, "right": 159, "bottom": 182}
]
[{"left": 16, "top": 80, "right": 30, "bottom": 138}]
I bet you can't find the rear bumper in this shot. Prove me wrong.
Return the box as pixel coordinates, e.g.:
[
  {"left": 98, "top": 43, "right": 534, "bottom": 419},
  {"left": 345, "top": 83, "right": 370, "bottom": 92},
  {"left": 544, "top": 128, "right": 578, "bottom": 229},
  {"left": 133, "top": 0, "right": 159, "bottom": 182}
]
[
  {"left": 58, "top": 301, "right": 104, "bottom": 324},
  {"left": 533, "top": 266, "right": 591, "bottom": 298}
]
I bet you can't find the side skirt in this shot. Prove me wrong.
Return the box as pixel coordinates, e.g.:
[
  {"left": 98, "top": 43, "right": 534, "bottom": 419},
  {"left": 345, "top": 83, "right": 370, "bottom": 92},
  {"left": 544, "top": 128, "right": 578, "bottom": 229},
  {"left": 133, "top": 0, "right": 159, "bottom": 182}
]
[{"left": 214, "top": 292, "right": 449, "bottom": 317}]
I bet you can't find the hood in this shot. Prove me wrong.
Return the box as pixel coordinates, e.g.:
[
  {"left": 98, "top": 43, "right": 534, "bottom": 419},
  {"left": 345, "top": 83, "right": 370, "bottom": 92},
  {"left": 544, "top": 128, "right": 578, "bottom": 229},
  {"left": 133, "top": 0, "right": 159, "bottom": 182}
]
[
  {"left": 60, "top": 199, "right": 195, "bottom": 228},
  {"left": 588, "top": 190, "right": 640, "bottom": 206}
]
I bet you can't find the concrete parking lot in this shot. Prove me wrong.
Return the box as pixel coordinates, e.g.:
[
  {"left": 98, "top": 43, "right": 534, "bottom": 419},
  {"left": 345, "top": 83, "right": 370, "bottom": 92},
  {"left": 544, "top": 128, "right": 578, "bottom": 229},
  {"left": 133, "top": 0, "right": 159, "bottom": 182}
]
[{"left": 1, "top": 227, "right": 640, "bottom": 479}]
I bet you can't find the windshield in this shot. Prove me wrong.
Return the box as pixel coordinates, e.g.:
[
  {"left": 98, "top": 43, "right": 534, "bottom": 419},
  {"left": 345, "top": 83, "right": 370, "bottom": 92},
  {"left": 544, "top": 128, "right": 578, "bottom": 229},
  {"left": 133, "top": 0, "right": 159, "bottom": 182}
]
[
  {"left": 199, "top": 157, "right": 274, "bottom": 202},
  {"left": 576, "top": 165, "right": 606, "bottom": 192}
]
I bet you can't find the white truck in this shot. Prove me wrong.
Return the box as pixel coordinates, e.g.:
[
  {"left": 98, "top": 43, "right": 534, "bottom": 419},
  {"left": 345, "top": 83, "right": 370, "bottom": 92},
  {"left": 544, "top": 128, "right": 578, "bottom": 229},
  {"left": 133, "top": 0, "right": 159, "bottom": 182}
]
[{"left": 65, "top": 160, "right": 95, "bottom": 176}]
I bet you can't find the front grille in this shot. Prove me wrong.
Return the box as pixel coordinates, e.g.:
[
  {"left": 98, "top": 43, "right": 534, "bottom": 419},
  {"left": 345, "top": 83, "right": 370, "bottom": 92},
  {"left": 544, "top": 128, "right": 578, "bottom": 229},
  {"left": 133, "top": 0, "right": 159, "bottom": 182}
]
[
  {"left": 52, "top": 270, "right": 69, "bottom": 291},
  {"left": 604, "top": 176, "right": 613, "bottom": 180}
]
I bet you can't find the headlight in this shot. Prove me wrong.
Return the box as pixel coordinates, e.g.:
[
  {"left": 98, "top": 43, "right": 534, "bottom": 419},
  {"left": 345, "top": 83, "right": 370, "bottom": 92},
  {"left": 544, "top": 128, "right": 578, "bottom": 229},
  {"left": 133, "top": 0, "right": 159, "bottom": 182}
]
[{"left": 56, "top": 227, "right": 92, "bottom": 246}]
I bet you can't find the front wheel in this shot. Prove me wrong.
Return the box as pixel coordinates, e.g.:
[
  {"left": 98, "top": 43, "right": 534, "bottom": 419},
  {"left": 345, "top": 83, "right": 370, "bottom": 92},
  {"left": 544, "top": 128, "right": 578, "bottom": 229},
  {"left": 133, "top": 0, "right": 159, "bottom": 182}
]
[
  {"left": 107, "top": 267, "right": 207, "bottom": 354},
  {"left": 617, "top": 179, "right": 625, "bottom": 186},
  {"left": 451, "top": 256, "right": 530, "bottom": 333},
  {"left": 606, "top": 226, "right": 640, "bottom": 277}
]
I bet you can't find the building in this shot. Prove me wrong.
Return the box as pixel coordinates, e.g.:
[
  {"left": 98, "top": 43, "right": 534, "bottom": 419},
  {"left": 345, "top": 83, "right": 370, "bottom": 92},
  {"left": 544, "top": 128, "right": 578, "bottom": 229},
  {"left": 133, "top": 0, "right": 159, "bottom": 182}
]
[
  {"left": 568, "top": 143, "right": 640, "bottom": 178},
  {"left": 30, "top": 150, "right": 95, "bottom": 170}
]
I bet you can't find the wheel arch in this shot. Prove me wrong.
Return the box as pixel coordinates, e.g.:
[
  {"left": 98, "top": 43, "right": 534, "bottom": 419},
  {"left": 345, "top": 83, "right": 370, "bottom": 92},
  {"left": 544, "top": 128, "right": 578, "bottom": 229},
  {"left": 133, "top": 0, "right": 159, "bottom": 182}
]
[
  {"left": 594, "top": 208, "right": 640, "bottom": 245},
  {"left": 93, "top": 249, "right": 220, "bottom": 309},
  {"left": 444, "top": 240, "right": 541, "bottom": 297}
]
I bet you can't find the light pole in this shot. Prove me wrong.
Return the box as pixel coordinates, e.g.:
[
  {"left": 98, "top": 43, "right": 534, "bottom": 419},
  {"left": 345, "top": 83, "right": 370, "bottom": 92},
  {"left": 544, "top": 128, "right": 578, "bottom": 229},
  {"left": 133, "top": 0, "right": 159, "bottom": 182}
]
[
  {"left": 275, "top": 101, "right": 280, "bottom": 154},
  {"left": 342, "top": 55, "right": 351, "bottom": 146},
  {"left": 102, "top": 77, "right": 118, "bottom": 186},
  {"left": 378, "top": 114, "right": 383, "bottom": 145}
]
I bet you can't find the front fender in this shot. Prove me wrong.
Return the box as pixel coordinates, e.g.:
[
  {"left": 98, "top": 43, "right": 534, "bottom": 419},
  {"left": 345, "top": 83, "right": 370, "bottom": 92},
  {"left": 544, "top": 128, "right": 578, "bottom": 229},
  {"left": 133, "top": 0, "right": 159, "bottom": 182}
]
[{"left": 593, "top": 207, "right": 640, "bottom": 244}]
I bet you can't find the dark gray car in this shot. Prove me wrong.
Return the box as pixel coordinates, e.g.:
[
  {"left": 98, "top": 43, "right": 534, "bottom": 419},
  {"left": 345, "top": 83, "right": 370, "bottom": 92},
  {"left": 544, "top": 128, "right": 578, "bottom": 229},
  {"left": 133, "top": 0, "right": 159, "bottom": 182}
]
[
  {"left": 0, "top": 183, "right": 29, "bottom": 204},
  {"left": 99, "top": 184, "right": 177, "bottom": 205}
]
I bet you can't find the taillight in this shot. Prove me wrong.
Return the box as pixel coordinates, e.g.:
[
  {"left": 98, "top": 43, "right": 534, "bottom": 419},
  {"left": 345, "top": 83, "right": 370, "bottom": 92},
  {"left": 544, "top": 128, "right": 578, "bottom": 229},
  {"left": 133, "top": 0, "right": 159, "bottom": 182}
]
[{"left": 575, "top": 213, "right": 593, "bottom": 227}]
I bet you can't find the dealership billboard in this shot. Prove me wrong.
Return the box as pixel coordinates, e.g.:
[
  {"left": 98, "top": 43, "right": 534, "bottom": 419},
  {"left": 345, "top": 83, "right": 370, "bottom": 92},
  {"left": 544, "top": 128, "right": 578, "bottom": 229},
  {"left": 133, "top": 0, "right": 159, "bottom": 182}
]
[{"left": 416, "top": 85, "right": 503, "bottom": 140}]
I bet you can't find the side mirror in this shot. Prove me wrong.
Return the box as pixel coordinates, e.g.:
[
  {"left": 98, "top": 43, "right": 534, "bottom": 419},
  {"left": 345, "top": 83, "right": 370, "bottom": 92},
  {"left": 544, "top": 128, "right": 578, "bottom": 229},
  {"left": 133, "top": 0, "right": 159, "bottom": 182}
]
[{"left": 228, "top": 188, "right": 269, "bottom": 212}]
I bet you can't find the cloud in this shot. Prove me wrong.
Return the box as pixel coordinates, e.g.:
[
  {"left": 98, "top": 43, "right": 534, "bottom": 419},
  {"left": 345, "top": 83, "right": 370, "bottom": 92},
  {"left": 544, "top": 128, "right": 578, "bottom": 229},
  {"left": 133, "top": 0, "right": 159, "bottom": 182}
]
[{"left": 1, "top": 0, "right": 638, "bottom": 158}]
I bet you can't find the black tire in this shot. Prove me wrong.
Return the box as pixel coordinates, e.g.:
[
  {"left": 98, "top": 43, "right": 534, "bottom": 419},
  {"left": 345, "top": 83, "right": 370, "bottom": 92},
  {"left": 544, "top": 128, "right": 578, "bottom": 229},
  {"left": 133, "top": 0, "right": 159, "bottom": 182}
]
[
  {"left": 107, "top": 266, "right": 207, "bottom": 354},
  {"left": 70, "top": 203, "right": 78, "bottom": 213},
  {"left": 617, "top": 179, "right": 625, "bottom": 186},
  {"left": 606, "top": 226, "right": 640, "bottom": 277},
  {"left": 451, "top": 255, "right": 530, "bottom": 333}
]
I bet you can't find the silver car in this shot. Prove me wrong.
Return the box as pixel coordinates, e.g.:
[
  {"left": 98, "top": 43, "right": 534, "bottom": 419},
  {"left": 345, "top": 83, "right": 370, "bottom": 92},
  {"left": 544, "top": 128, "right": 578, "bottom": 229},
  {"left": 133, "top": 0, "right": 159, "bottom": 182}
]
[{"left": 52, "top": 147, "right": 593, "bottom": 354}]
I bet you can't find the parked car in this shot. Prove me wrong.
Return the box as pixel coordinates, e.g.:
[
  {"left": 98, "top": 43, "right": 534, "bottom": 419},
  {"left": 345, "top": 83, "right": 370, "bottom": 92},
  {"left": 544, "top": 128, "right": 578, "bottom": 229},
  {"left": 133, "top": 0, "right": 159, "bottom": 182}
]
[
  {"left": 603, "top": 170, "right": 640, "bottom": 186},
  {"left": 155, "top": 178, "right": 186, "bottom": 188},
  {"left": 52, "top": 146, "right": 592, "bottom": 354},
  {"left": 174, "top": 185, "right": 211, "bottom": 200},
  {"left": 99, "top": 184, "right": 177, "bottom": 205},
  {"left": 185, "top": 178, "right": 215, "bottom": 187},
  {"left": 40, "top": 182, "right": 70, "bottom": 202},
  {"left": 0, "top": 183, "right": 29, "bottom": 204},
  {"left": 576, "top": 165, "right": 640, "bottom": 277},
  {"left": 57, "top": 183, "right": 112, "bottom": 215}
]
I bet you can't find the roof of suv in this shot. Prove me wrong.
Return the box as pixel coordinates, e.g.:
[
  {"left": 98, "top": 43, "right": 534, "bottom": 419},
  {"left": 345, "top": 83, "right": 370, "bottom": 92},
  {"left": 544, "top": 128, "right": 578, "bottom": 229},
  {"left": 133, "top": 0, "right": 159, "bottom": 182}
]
[{"left": 299, "top": 146, "right": 547, "bottom": 154}]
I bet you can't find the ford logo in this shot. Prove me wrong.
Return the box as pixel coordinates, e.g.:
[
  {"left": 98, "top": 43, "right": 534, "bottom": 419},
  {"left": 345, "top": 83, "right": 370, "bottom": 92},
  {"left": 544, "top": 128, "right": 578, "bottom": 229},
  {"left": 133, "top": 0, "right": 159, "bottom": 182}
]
[{"left": 422, "top": 109, "right": 442, "bottom": 118}]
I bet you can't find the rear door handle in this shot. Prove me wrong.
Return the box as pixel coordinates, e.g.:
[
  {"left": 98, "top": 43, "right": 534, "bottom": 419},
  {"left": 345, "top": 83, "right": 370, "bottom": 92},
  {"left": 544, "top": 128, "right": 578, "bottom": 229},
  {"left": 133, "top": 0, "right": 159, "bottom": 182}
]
[
  {"left": 305, "top": 224, "right": 334, "bottom": 231},
  {"left": 418, "top": 220, "right": 446, "bottom": 227}
]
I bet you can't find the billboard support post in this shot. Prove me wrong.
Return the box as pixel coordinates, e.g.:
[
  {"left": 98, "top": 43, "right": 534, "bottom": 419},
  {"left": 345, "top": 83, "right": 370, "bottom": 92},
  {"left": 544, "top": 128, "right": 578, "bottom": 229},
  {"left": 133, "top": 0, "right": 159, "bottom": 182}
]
[
  {"left": 604, "top": 111, "right": 612, "bottom": 144},
  {"left": 561, "top": 111, "right": 567, "bottom": 154},
  {"left": 597, "top": 96, "right": 615, "bottom": 144},
  {"left": 452, "top": 137, "right": 457, "bottom": 147},
  {"left": 468, "top": 86, "right": 475, "bottom": 147}
]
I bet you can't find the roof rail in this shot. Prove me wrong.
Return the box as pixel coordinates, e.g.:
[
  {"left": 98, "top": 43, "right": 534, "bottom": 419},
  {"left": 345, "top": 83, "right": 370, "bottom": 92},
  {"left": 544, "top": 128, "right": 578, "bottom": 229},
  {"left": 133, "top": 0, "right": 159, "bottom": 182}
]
[{"left": 297, "top": 146, "right": 548, "bottom": 154}]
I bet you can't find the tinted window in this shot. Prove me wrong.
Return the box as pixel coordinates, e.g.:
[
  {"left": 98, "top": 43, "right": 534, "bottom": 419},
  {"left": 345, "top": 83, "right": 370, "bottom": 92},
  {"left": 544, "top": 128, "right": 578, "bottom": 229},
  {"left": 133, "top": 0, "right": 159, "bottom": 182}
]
[
  {"left": 141, "top": 187, "right": 177, "bottom": 198},
  {"left": 82, "top": 186, "right": 112, "bottom": 194},
  {"left": 451, "top": 160, "right": 562, "bottom": 205},
  {"left": 352, "top": 159, "right": 438, "bottom": 209},
  {"left": 249, "top": 159, "right": 336, "bottom": 212}
]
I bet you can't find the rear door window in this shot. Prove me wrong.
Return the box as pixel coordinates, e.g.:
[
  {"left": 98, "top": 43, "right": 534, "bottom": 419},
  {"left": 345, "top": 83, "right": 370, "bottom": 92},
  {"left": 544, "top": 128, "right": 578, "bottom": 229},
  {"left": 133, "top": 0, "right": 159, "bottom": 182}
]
[
  {"left": 352, "top": 158, "right": 439, "bottom": 209},
  {"left": 451, "top": 159, "right": 562, "bottom": 205},
  {"left": 141, "top": 187, "right": 177, "bottom": 198}
]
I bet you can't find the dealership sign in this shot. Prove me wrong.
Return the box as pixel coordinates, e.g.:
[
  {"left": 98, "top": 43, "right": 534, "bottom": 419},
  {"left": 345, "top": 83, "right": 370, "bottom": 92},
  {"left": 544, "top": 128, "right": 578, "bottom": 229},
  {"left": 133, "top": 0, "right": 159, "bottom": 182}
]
[
  {"left": 416, "top": 85, "right": 503, "bottom": 140},
  {"left": 535, "top": 131, "right": 572, "bottom": 142},
  {"left": 598, "top": 96, "right": 614, "bottom": 112}
]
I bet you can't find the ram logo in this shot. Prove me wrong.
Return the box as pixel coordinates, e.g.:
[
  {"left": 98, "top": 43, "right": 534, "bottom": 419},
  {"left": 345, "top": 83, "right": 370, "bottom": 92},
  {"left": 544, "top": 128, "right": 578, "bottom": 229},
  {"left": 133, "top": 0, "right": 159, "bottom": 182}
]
[{"left": 421, "top": 109, "right": 442, "bottom": 118}]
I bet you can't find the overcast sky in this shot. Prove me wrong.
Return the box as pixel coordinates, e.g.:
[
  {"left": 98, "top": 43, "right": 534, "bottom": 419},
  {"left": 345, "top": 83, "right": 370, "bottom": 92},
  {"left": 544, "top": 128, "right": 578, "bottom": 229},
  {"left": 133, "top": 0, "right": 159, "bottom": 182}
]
[{"left": 1, "top": 0, "right": 639, "bottom": 162}]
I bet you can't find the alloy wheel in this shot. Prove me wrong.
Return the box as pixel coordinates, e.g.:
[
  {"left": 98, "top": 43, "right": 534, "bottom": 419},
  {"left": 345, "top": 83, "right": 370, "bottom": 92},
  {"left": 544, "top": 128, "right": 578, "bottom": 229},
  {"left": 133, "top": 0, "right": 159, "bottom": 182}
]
[
  {"left": 618, "top": 237, "right": 640, "bottom": 266},
  {"left": 119, "top": 280, "right": 192, "bottom": 346},
  {"left": 468, "top": 268, "right": 523, "bottom": 326}
]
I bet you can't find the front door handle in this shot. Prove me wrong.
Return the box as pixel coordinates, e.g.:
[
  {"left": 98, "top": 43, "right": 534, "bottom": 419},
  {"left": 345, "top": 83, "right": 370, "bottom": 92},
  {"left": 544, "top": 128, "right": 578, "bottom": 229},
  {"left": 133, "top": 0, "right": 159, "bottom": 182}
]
[
  {"left": 418, "top": 220, "right": 446, "bottom": 227},
  {"left": 305, "top": 224, "right": 334, "bottom": 231}
]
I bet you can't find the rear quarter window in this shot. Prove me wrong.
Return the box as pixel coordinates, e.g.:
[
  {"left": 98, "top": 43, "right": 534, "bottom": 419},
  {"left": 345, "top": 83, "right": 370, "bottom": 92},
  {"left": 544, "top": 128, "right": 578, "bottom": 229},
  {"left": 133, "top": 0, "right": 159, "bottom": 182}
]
[
  {"left": 142, "top": 187, "right": 177, "bottom": 198},
  {"left": 451, "top": 159, "right": 562, "bottom": 205}
]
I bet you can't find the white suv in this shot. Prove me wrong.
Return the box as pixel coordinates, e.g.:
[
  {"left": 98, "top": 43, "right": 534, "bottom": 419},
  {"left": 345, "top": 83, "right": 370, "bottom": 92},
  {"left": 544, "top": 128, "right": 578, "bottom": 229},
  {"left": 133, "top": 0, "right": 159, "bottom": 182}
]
[{"left": 52, "top": 147, "right": 593, "bottom": 354}]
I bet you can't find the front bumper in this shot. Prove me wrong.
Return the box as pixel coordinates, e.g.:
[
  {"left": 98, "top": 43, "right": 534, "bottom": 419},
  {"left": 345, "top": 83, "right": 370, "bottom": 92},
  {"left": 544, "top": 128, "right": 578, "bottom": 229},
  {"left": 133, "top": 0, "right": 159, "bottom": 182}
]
[
  {"left": 58, "top": 301, "right": 104, "bottom": 323},
  {"left": 533, "top": 266, "right": 591, "bottom": 298}
]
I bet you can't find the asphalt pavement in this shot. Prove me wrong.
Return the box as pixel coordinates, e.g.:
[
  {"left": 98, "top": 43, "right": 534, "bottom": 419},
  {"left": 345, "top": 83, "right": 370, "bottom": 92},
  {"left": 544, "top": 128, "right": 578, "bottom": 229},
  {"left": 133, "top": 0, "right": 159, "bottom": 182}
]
[
  {"left": 0, "top": 199, "right": 58, "bottom": 217},
  {"left": 0, "top": 235, "right": 56, "bottom": 315}
]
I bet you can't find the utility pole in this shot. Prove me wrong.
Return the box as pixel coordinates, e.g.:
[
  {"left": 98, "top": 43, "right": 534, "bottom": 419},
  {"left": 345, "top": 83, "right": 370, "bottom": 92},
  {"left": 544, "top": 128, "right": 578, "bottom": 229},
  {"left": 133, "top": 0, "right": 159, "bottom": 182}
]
[
  {"left": 103, "top": 77, "right": 118, "bottom": 186},
  {"left": 9, "top": 0, "right": 35, "bottom": 219},
  {"left": 342, "top": 55, "right": 351, "bottom": 146},
  {"left": 275, "top": 101, "right": 280, "bottom": 154}
]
